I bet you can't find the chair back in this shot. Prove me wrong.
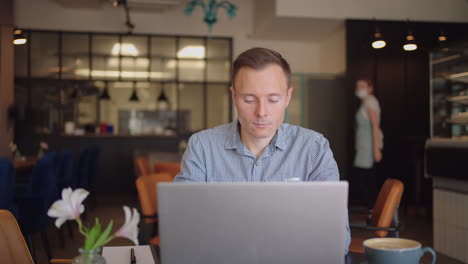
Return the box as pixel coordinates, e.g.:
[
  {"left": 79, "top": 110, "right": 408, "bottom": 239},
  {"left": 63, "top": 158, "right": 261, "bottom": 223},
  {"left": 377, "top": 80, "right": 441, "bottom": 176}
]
[
  {"left": 0, "top": 210, "right": 34, "bottom": 264},
  {"left": 135, "top": 156, "right": 151, "bottom": 177},
  {"left": 0, "top": 158, "right": 15, "bottom": 212},
  {"left": 371, "top": 178, "right": 404, "bottom": 237},
  {"left": 74, "top": 147, "right": 89, "bottom": 189},
  {"left": 135, "top": 173, "right": 173, "bottom": 224},
  {"left": 56, "top": 150, "right": 73, "bottom": 191},
  {"left": 85, "top": 145, "right": 101, "bottom": 188},
  {"left": 154, "top": 162, "right": 180, "bottom": 178},
  {"left": 29, "top": 153, "right": 57, "bottom": 208}
]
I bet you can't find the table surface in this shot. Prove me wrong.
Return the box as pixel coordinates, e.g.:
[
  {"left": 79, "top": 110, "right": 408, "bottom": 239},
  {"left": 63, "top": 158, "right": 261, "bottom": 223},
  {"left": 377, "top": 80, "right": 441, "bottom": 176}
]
[
  {"left": 12, "top": 156, "right": 38, "bottom": 169},
  {"left": 150, "top": 246, "right": 463, "bottom": 264}
]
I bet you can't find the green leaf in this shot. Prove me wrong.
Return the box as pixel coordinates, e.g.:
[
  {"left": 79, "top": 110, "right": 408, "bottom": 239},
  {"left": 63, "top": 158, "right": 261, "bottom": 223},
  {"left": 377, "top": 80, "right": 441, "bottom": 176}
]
[
  {"left": 84, "top": 219, "right": 102, "bottom": 250},
  {"left": 92, "top": 220, "right": 114, "bottom": 249}
]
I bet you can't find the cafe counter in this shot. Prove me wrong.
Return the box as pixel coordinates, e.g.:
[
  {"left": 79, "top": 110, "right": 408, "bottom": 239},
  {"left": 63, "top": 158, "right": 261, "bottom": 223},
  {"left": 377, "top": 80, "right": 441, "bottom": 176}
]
[{"left": 425, "top": 138, "right": 468, "bottom": 263}]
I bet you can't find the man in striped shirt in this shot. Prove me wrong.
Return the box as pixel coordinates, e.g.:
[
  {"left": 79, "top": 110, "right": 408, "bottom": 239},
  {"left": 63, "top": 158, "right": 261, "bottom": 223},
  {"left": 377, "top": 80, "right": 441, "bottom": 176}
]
[{"left": 175, "top": 47, "right": 350, "bottom": 253}]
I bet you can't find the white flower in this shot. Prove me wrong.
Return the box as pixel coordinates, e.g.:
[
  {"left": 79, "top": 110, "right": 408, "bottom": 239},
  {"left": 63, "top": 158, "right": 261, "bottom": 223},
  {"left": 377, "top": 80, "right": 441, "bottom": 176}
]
[
  {"left": 47, "top": 188, "right": 89, "bottom": 228},
  {"left": 114, "top": 206, "right": 140, "bottom": 245},
  {"left": 40, "top": 141, "right": 49, "bottom": 150}
]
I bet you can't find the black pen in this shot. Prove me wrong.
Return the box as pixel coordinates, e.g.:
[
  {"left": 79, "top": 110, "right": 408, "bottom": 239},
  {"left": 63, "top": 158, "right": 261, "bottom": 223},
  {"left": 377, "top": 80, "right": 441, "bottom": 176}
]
[{"left": 130, "top": 248, "right": 136, "bottom": 264}]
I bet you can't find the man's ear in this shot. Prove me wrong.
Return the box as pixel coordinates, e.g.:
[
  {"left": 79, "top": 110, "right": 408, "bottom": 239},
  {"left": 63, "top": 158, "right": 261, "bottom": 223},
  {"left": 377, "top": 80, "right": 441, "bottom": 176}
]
[
  {"left": 230, "top": 86, "right": 236, "bottom": 100},
  {"left": 286, "top": 87, "right": 293, "bottom": 103}
]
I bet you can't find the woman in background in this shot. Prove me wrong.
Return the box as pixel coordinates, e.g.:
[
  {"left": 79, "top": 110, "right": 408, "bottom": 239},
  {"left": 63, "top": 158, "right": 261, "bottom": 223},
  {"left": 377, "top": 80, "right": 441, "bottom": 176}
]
[{"left": 354, "top": 78, "right": 383, "bottom": 211}]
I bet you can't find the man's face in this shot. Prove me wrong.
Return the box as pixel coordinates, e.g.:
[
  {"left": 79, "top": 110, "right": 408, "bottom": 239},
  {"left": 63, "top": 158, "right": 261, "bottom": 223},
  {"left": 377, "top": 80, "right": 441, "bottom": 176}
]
[{"left": 231, "top": 64, "right": 292, "bottom": 140}]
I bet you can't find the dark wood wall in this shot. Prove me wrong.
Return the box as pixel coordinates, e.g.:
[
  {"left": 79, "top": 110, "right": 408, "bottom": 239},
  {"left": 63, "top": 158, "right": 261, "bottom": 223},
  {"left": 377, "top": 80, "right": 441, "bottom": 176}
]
[{"left": 346, "top": 19, "right": 468, "bottom": 209}]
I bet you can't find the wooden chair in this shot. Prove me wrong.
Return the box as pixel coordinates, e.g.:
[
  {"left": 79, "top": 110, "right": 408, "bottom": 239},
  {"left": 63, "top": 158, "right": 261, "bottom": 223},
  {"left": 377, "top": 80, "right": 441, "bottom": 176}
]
[
  {"left": 135, "top": 156, "right": 152, "bottom": 177},
  {"left": 135, "top": 173, "right": 173, "bottom": 246},
  {"left": 153, "top": 162, "right": 180, "bottom": 178},
  {"left": 0, "top": 209, "right": 72, "bottom": 264},
  {"left": 349, "top": 178, "right": 404, "bottom": 253}
]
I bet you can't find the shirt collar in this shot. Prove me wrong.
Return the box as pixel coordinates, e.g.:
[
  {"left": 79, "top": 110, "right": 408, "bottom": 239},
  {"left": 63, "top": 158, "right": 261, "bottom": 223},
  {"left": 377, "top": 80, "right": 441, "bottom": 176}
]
[
  {"left": 224, "top": 119, "right": 239, "bottom": 150},
  {"left": 225, "top": 120, "right": 289, "bottom": 151},
  {"left": 274, "top": 124, "right": 288, "bottom": 151}
]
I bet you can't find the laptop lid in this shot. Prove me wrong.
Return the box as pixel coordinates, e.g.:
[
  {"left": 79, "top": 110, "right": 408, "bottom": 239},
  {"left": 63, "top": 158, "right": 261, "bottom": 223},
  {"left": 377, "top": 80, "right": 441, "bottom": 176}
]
[{"left": 158, "top": 182, "right": 348, "bottom": 264}]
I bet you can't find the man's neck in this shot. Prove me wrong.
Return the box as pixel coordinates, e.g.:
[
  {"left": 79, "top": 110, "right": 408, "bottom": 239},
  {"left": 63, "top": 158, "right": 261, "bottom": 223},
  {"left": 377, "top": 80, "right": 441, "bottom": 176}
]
[{"left": 239, "top": 126, "right": 275, "bottom": 158}]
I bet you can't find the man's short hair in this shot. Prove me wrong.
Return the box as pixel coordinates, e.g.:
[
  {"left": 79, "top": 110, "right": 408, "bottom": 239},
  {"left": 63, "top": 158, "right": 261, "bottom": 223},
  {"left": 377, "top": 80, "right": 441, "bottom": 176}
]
[{"left": 232, "top": 47, "right": 291, "bottom": 88}]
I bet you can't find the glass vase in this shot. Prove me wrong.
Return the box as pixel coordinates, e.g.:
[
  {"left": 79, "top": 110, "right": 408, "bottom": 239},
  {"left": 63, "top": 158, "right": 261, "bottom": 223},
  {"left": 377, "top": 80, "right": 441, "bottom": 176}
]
[{"left": 72, "top": 248, "right": 106, "bottom": 264}]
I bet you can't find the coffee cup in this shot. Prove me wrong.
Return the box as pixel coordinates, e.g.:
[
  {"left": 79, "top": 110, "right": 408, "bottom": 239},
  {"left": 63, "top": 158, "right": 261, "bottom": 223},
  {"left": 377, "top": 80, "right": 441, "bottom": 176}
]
[{"left": 364, "top": 237, "right": 436, "bottom": 264}]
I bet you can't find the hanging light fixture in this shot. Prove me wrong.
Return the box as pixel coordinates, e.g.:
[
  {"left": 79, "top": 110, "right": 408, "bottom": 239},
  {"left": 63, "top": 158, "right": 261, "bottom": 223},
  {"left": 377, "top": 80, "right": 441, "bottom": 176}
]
[
  {"left": 13, "top": 29, "right": 27, "bottom": 45},
  {"left": 158, "top": 83, "right": 169, "bottom": 111},
  {"left": 99, "top": 81, "right": 111, "bottom": 100},
  {"left": 403, "top": 31, "right": 418, "bottom": 51},
  {"left": 371, "top": 29, "right": 386, "bottom": 49},
  {"left": 129, "top": 81, "right": 139, "bottom": 102},
  {"left": 438, "top": 29, "right": 447, "bottom": 42},
  {"left": 185, "top": 0, "right": 238, "bottom": 32}
]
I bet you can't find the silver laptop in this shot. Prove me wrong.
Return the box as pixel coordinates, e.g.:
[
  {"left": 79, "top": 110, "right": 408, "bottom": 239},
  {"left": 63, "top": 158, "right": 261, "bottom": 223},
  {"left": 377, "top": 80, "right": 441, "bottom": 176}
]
[{"left": 158, "top": 182, "right": 348, "bottom": 264}]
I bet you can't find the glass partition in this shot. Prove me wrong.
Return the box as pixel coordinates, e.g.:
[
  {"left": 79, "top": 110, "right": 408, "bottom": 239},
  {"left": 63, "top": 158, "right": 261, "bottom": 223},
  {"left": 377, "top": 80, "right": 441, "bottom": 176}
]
[{"left": 14, "top": 30, "right": 232, "bottom": 135}]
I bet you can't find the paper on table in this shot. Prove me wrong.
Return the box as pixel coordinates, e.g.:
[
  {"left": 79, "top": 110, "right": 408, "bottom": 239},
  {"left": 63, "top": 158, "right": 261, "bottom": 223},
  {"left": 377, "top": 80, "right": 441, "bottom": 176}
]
[{"left": 102, "top": 245, "right": 156, "bottom": 264}]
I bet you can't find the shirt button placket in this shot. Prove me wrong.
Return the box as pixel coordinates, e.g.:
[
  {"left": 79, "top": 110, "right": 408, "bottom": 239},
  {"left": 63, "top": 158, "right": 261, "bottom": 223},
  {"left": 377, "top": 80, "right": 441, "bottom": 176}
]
[{"left": 251, "top": 159, "right": 260, "bottom": 181}]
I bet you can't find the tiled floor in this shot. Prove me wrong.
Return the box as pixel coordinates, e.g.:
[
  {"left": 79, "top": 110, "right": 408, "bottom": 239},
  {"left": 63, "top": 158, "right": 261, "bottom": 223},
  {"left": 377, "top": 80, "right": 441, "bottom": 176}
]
[{"left": 30, "top": 196, "right": 464, "bottom": 264}]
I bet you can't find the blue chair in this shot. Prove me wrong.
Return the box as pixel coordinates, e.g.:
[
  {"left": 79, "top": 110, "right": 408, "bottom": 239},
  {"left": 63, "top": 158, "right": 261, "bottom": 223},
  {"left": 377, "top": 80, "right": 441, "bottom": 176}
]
[
  {"left": 0, "top": 158, "right": 17, "bottom": 217},
  {"left": 16, "top": 152, "right": 57, "bottom": 262},
  {"left": 74, "top": 145, "right": 101, "bottom": 190},
  {"left": 80, "top": 145, "right": 100, "bottom": 211},
  {"left": 85, "top": 145, "right": 101, "bottom": 190},
  {"left": 73, "top": 147, "right": 89, "bottom": 189},
  {"left": 56, "top": 150, "right": 73, "bottom": 192}
]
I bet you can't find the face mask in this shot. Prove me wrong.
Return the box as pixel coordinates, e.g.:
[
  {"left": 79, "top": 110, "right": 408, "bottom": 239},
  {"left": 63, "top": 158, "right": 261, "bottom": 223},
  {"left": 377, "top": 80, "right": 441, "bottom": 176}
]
[{"left": 355, "top": 89, "right": 368, "bottom": 99}]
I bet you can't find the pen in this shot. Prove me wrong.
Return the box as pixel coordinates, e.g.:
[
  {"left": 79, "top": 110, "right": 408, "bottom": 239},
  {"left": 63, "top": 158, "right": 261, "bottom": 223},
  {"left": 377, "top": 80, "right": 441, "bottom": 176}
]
[{"left": 130, "top": 248, "right": 136, "bottom": 264}]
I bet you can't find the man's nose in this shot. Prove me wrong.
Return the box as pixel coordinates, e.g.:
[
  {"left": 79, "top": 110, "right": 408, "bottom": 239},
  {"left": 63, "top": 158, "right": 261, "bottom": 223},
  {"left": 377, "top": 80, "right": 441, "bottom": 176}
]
[{"left": 255, "top": 100, "right": 267, "bottom": 117}]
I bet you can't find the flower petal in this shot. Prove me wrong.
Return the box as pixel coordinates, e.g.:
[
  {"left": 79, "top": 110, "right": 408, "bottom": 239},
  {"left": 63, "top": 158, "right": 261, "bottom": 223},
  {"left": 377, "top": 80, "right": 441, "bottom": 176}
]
[
  {"left": 123, "top": 206, "right": 131, "bottom": 226},
  {"left": 47, "top": 200, "right": 69, "bottom": 218},
  {"left": 55, "top": 217, "right": 67, "bottom": 229},
  {"left": 115, "top": 207, "right": 140, "bottom": 245}
]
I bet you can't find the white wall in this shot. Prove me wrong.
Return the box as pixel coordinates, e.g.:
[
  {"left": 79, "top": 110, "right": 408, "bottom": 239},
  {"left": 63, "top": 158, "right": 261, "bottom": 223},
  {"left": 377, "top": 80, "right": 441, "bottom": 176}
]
[
  {"left": 14, "top": 0, "right": 321, "bottom": 73},
  {"left": 277, "top": 0, "right": 468, "bottom": 23},
  {"left": 319, "top": 26, "right": 346, "bottom": 74}
]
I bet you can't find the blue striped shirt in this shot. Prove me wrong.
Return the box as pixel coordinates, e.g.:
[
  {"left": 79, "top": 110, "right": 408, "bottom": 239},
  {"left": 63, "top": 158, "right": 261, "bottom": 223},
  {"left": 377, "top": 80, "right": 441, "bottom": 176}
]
[{"left": 175, "top": 120, "right": 351, "bottom": 253}]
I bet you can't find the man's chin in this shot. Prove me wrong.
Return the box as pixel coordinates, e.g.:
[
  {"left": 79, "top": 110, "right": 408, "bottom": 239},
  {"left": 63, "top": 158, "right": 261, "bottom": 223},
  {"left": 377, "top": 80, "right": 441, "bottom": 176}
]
[{"left": 249, "top": 128, "right": 275, "bottom": 139}]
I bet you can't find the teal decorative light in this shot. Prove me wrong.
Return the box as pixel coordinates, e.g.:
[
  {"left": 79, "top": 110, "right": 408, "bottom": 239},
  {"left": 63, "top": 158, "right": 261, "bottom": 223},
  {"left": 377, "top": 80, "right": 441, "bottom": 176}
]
[{"left": 185, "top": 0, "right": 238, "bottom": 32}]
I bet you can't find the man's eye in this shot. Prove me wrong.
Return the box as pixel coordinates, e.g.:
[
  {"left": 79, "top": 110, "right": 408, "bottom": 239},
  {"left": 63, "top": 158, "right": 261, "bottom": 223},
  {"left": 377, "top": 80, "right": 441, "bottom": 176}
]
[
  {"left": 244, "top": 97, "right": 255, "bottom": 103},
  {"left": 269, "top": 97, "right": 280, "bottom": 103}
]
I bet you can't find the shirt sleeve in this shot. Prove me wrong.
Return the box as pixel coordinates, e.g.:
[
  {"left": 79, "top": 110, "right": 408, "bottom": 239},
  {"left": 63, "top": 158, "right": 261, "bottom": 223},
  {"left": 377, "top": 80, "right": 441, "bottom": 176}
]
[
  {"left": 364, "top": 96, "right": 380, "bottom": 113},
  {"left": 174, "top": 135, "right": 207, "bottom": 182},
  {"left": 307, "top": 136, "right": 351, "bottom": 254}
]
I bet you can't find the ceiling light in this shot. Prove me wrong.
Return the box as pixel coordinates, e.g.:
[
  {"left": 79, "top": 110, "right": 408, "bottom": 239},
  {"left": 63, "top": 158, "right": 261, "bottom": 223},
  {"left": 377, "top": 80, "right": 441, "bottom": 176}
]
[
  {"left": 403, "top": 33, "right": 417, "bottom": 51},
  {"left": 13, "top": 29, "right": 27, "bottom": 45},
  {"left": 438, "top": 30, "right": 447, "bottom": 42},
  {"left": 129, "top": 81, "right": 139, "bottom": 102},
  {"left": 111, "top": 0, "right": 125, "bottom": 7},
  {"left": 157, "top": 84, "right": 169, "bottom": 110},
  {"left": 99, "top": 81, "right": 111, "bottom": 100},
  {"left": 371, "top": 32, "right": 386, "bottom": 49}
]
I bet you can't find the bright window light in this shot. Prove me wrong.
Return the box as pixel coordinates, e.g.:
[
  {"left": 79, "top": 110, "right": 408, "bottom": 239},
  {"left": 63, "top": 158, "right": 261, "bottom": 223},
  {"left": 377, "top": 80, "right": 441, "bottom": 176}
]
[
  {"left": 111, "top": 43, "right": 139, "bottom": 56},
  {"left": 177, "top": 46, "right": 205, "bottom": 59}
]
